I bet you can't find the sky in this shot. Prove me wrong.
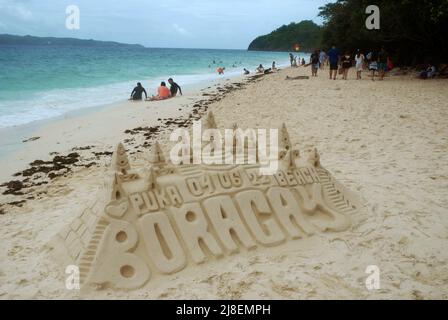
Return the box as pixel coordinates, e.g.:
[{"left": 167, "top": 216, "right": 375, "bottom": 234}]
[{"left": 0, "top": 0, "right": 332, "bottom": 49}]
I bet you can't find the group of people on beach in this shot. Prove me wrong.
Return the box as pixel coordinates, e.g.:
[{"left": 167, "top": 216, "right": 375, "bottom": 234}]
[
  {"left": 305, "top": 46, "right": 392, "bottom": 81},
  {"left": 289, "top": 53, "right": 306, "bottom": 68},
  {"left": 130, "top": 78, "right": 182, "bottom": 101}
]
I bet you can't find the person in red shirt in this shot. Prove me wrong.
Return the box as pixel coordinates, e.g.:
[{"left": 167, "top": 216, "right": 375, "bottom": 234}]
[{"left": 148, "top": 82, "right": 172, "bottom": 101}]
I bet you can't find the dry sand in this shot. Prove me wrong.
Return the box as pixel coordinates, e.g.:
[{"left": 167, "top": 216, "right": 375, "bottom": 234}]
[{"left": 0, "top": 66, "right": 447, "bottom": 299}]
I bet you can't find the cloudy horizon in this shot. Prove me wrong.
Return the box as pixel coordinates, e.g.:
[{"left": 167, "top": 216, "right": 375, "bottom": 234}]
[{"left": 0, "top": 0, "right": 331, "bottom": 49}]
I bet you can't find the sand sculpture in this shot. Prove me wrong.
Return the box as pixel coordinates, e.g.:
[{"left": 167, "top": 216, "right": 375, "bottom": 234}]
[{"left": 52, "top": 112, "right": 361, "bottom": 291}]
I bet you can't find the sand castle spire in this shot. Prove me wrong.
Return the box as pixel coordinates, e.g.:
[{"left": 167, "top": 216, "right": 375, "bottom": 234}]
[
  {"left": 204, "top": 111, "right": 218, "bottom": 129},
  {"left": 280, "top": 123, "right": 292, "bottom": 151},
  {"left": 287, "top": 149, "right": 300, "bottom": 168},
  {"left": 146, "top": 166, "right": 157, "bottom": 190},
  {"left": 148, "top": 141, "right": 166, "bottom": 165},
  {"left": 112, "top": 142, "right": 131, "bottom": 174},
  {"left": 110, "top": 173, "right": 126, "bottom": 200},
  {"left": 308, "top": 148, "right": 321, "bottom": 167}
]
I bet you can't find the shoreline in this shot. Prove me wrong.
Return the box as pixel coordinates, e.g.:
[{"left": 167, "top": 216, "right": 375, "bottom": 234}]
[{"left": 0, "top": 70, "right": 270, "bottom": 208}]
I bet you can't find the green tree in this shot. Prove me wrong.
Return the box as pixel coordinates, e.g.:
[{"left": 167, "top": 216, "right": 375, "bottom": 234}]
[{"left": 318, "top": 0, "right": 448, "bottom": 65}]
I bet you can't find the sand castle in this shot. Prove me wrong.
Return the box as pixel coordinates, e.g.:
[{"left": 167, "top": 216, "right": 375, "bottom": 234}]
[{"left": 51, "top": 113, "right": 361, "bottom": 291}]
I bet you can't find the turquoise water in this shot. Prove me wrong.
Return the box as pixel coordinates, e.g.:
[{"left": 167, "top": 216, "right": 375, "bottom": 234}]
[{"left": 0, "top": 45, "right": 301, "bottom": 128}]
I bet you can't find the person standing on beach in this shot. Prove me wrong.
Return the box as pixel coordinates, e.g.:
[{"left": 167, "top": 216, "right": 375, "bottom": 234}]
[
  {"left": 319, "top": 50, "right": 327, "bottom": 69},
  {"left": 272, "top": 61, "right": 277, "bottom": 71},
  {"left": 355, "top": 50, "right": 365, "bottom": 80},
  {"left": 378, "top": 47, "right": 389, "bottom": 80},
  {"left": 130, "top": 82, "right": 147, "bottom": 101},
  {"left": 168, "top": 78, "right": 182, "bottom": 97},
  {"left": 368, "top": 50, "right": 378, "bottom": 81},
  {"left": 327, "top": 45, "right": 341, "bottom": 80},
  {"left": 310, "top": 50, "right": 320, "bottom": 77},
  {"left": 289, "top": 53, "right": 294, "bottom": 66},
  {"left": 341, "top": 51, "right": 352, "bottom": 80}
]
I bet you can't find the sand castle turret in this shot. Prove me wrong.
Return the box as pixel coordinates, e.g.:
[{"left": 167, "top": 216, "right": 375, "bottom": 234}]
[
  {"left": 146, "top": 166, "right": 157, "bottom": 190},
  {"left": 111, "top": 143, "right": 131, "bottom": 174},
  {"left": 110, "top": 173, "right": 126, "bottom": 201},
  {"left": 280, "top": 123, "right": 292, "bottom": 151},
  {"left": 286, "top": 149, "right": 300, "bottom": 169},
  {"left": 308, "top": 148, "right": 321, "bottom": 167},
  {"left": 148, "top": 142, "right": 166, "bottom": 165}
]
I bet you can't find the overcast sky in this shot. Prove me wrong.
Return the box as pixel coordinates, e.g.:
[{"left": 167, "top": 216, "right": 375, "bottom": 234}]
[{"left": 0, "top": 0, "right": 331, "bottom": 49}]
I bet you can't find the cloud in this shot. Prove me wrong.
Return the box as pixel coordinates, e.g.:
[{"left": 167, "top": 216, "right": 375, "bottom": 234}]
[
  {"left": 0, "top": 0, "right": 33, "bottom": 21},
  {"left": 172, "top": 23, "right": 194, "bottom": 37}
]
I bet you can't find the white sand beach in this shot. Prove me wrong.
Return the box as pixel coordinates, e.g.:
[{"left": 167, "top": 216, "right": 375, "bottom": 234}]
[{"left": 0, "top": 66, "right": 447, "bottom": 299}]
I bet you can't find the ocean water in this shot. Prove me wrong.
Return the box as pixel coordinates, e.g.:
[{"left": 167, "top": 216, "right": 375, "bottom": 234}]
[{"left": 0, "top": 45, "right": 301, "bottom": 128}]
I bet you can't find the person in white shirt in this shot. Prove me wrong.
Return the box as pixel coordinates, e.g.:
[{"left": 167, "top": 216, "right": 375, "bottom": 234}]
[
  {"left": 355, "top": 50, "right": 365, "bottom": 80},
  {"left": 319, "top": 50, "right": 327, "bottom": 69}
]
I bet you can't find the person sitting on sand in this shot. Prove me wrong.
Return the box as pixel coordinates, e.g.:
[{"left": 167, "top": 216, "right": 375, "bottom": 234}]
[
  {"left": 243, "top": 68, "right": 250, "bottom": 75},
  {"left": 130, "top": 82, "right": 147, "bottom": 101},
  {"left": 256, "top": 64, "right": 265, "bottom": 73},
  {"left": 419, "top": 64, "right": 436, "bottom": 79},
  {"left": 168, "top": 78, "right": 182, "bottom": 97},
  {"left": 148, "top": 82, "right": 171, "bottom": 101},
  {"left": 301, "top": 58, "right": 306, "bottom": 66},
  {"left": 217, "top": 67, "right": 225, "bottom": 75}
]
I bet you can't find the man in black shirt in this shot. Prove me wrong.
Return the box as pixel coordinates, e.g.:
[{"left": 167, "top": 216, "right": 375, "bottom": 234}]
[
  {"left": 130, "top": 82, "right": 147, "bottom": 100},
  {"left": 168, "top": 78, "right": 182, "bottom": 97}
]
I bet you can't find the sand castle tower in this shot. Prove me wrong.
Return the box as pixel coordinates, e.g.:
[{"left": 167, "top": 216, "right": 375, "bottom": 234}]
[
  {"left": 280, "top": 123, "right": 292, "bottom": 151},
  {"left": 111, "top": 143, "right": 131, "bottom": 174},
  {"left": 308, "top": 148, "right": 321, "bottom": 167},
  {"left": 278, "top": 124, "right": 301, "bottom": 169},
  {"left": 148, "top": 142, "right": 166, "bottom": 166}
]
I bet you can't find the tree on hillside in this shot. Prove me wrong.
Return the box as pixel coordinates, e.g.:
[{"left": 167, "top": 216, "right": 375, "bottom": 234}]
[
  {"left": 248, "top": 20, "right": 323, "bottom": 52},
  {"left": 318, "top": 0, "right": 448, "bottom": 65}
]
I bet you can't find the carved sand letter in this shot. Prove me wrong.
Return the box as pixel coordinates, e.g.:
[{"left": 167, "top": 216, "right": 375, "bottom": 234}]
[
  {"left": 171, "top": 203, "right": 224, "bottom": 264},
  {"left": 267, "top": 187, "right": 315, "bottom": 238},
  {"left": 203, "top": 195, "right": 256, "bottom": 253},
  {"left": 217, "top": 172, "right": 232, "bottom": 189},
  {"left": 166, "top": 185, "right": 183, "bottom": 207},
  {"left": 129, "top": 192, "right": 159, "bottom": 216},
  {"left": 294, "top": 184, "right": 350, "bottom": 232},
  {"left": 139, "top": 213, "right": 187, "bottom": 274},
  {"left": 235, "top": 190, "right": 285, "bottom": 246},
  {"left": 89, "top": 220, "right": 150, "bottom": 290}
]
